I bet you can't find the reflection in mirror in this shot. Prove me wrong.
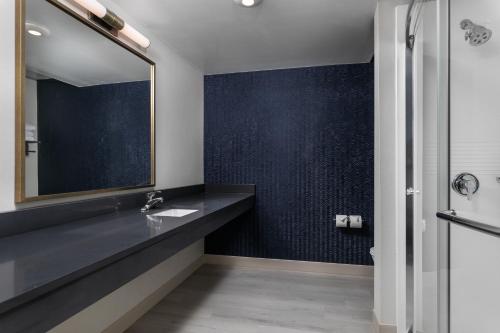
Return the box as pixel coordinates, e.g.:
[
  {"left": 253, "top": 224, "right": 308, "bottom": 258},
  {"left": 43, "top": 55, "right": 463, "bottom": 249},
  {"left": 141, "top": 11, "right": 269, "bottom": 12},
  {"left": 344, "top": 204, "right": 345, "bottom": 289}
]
[{"left": 21, "top": 0, "right": 154, "bottom": 200}]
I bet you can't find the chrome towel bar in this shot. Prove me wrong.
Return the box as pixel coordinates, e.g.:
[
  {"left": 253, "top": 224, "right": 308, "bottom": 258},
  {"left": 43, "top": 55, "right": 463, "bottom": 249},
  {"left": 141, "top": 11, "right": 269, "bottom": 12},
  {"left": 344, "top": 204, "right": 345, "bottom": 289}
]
[{"left": 437, "top": 210, "right": 500, "bottom": 238}]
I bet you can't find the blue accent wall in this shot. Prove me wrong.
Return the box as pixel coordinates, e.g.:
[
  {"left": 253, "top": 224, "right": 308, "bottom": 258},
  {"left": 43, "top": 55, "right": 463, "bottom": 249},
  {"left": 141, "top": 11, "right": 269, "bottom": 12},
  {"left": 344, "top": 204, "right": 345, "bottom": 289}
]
[
  {"left": 37, "top": 79, "right": 151, "bottom": 195},
  {"left": 204, "top": 64, "right": 374, "bottom": 265}
]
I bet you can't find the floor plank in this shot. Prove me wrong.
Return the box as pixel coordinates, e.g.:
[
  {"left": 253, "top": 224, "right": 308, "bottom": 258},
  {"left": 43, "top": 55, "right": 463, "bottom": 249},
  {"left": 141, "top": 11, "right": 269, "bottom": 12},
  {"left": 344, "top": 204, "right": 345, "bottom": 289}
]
[{"left": 126, "top": 264, "right": 374, "bottom": 333}]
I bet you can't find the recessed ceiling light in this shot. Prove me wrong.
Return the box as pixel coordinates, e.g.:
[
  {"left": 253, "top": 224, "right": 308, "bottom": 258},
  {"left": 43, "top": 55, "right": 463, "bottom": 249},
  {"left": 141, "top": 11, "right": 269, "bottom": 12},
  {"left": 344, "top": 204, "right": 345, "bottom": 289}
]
[
  {"left": 25, "top": 22, "right": 50, "bottom": 38},
  {"left": 242, "top": 0, "right": 255, "bottom": 6},
  {"left": 234, "top": 0, "right": 262, "bottom": 8},
  {"left": 27, "top": 29, "right": 42, "bottom": 37}
]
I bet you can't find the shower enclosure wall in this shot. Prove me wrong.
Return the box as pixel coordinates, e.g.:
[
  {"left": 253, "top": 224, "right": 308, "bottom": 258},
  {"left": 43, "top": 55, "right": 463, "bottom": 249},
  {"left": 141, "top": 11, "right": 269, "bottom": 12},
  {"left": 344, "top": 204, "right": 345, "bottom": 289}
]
[
  {"left": 410, "top": 0, "right": 500, "bottom": 332},
  {"left": 375, "top": 1, "right": 499, "bottom": 331},
  {"left": 445, "top": 0, "right": 500, "bottom": 332}
]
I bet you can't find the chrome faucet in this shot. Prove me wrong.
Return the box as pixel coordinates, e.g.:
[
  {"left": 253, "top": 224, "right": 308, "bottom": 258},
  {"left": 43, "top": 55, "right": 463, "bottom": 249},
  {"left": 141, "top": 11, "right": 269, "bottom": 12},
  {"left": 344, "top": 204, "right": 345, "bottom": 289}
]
[{"left": 141, "top": 191, "right": 164, "bottom": 212}]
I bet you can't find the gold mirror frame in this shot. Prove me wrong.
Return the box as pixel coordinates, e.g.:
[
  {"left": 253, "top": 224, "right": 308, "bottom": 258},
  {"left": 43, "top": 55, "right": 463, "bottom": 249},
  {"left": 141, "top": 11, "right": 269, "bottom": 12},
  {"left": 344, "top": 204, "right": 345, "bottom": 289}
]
[{"left": 15, "top": 0, "right": 156, "bottom": 203}]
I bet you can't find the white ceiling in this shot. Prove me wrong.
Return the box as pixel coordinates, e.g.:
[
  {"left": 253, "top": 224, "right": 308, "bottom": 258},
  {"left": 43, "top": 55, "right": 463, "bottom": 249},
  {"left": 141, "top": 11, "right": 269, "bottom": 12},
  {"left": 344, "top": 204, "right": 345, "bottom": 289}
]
[
  {"left": 26, "top": 0, "right": 150, "bottom": 87},
  {"left": 116, "top": 0, "right": 377, "bottom": 74}
]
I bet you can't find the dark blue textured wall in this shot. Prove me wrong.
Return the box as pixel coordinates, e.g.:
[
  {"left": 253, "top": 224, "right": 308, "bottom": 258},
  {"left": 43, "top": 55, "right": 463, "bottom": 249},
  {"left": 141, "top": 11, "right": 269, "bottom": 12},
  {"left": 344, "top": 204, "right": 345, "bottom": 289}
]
[
  {"left": 37, "top": 79, "right": 151, "bottom": 195},
  {"left": 204, "top": 64, "right": 374, "bottom": 265}
]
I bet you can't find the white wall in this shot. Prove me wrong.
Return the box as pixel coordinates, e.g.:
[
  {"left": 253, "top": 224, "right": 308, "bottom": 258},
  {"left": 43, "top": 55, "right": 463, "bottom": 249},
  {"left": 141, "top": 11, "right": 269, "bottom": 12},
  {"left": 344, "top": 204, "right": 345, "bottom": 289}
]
[
  {"left": 448, "top": 0, "right": 500, "bottom": 332},
  {"left": 25, "top": 78, "right": 38, "bottom": 197},
  {"left": 0, "top": 0, "right": 205, "bottom": 331},
  {"left": 0, "top": 0, "right": 204, "bottom": 211},
  {"left": 394, "top": 7, "right": 408, "bottom": 332},
  {"left": 0, "top": 0, "right": 16, "bottom": 212},
  {"left": 374, "top": 0, "right": 402, "bottom": 328},
  {"left": 414, "top": 3, "right": 439, "bottom": 333}
]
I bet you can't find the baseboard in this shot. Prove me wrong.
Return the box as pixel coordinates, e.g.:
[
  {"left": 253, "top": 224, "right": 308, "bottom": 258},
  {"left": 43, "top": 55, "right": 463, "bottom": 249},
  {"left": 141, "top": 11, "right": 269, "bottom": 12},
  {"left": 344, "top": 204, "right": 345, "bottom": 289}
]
[
  {"left": 204, "top": 255, "right": 374, "bottom": 278},
  {"left": 372, "top": 311, "right": 397, "bottom": 333},
  {"left": 102, "top": 256, "right": 205, "bottom": 333}
]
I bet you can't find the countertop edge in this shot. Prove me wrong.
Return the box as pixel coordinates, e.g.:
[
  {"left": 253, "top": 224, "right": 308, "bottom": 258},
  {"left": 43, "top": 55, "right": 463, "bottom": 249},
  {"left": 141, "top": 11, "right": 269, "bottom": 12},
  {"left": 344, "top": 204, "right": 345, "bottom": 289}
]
[{"left": 0, "top": 192, "right": 255, "bottom": 322}]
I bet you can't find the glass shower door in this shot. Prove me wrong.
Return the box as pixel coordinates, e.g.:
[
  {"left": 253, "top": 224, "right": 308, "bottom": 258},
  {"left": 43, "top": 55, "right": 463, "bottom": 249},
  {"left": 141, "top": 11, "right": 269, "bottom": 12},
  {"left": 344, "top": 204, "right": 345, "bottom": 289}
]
[{"left": 438, "top": 0, "right": 500, "bottom": 332}]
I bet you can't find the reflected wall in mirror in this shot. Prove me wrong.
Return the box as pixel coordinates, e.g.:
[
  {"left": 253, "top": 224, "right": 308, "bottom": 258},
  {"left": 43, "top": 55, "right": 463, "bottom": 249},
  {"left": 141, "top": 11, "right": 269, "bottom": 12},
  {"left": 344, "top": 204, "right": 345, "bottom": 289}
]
[{"left": 16, "top": 0, "right": 155, "bottom": 202}]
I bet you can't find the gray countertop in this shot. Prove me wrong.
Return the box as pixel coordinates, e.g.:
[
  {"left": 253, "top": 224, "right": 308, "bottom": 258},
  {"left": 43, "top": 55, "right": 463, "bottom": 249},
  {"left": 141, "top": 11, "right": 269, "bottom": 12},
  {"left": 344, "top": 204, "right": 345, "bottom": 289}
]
[{"left": 0, "top": 191, "right": 254, "bottom": 314}]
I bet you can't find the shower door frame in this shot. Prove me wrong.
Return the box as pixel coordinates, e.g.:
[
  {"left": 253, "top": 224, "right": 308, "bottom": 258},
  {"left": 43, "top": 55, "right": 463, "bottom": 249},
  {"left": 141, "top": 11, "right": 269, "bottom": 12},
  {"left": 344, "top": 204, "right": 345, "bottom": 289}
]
[
  {"left": 437, "top": 0, "right": 451, "bottom": 332},
  {"left": 405, "top": 2, "right": 418, "bottom": 332},
  {"left": 405, "top": 0, "right": 451, "bottom": 332},
  {"left": 405, "top": 39, "right": 415, "bottom": 333}
]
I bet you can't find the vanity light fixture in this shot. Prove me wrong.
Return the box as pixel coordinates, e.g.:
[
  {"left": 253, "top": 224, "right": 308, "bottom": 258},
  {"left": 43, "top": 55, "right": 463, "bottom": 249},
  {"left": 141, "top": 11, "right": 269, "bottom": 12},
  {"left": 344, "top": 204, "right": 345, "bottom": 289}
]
[
  {"left": 234, "top": 0, "right": 263, "bottom": 8},
  {"left": 71, "top": 0, "right": 151, "bottom": 49}
]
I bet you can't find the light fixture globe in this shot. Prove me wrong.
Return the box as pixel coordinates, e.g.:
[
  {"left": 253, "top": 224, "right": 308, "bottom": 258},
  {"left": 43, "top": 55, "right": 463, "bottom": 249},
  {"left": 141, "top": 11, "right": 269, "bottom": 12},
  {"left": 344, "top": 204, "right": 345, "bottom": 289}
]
[{"left": 233, "top": 0, "right": 263, "bottom": 8}]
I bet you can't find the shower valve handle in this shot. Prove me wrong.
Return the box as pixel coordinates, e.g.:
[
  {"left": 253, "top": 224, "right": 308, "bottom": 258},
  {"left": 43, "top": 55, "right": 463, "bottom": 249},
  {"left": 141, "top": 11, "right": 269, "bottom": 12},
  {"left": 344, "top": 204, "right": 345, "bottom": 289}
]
[{"left": 452, "top": 173, "right": 480, "bottom": 201}]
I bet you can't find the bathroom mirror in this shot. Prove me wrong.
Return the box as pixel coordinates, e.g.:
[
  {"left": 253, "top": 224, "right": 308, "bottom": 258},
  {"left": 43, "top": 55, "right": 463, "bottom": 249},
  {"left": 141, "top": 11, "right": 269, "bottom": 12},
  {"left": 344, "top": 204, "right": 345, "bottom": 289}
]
[{"left": 15, "top": 0, "right": 155, "bottom": 202}]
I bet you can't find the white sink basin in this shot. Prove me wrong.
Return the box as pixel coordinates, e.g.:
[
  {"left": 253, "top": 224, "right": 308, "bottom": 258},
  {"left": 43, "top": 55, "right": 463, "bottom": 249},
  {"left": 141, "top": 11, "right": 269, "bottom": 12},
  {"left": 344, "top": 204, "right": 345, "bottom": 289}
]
[{"left": 150, "top": 209, "right": 198, "bottom": 218}]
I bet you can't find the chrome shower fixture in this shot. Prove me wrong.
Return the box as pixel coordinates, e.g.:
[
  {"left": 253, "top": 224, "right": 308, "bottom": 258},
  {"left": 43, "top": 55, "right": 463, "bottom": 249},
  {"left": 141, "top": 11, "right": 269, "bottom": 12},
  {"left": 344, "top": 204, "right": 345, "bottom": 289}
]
[{"left": 460, "top": 19, "right": 492, "bottom": 46}]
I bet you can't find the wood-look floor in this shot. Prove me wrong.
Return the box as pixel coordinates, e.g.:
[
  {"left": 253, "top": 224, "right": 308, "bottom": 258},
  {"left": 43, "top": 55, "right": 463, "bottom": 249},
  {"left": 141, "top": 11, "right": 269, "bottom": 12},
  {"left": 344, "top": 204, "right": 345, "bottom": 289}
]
[{"left": 126, "top": 264, "right": 374, "bottom": 333}]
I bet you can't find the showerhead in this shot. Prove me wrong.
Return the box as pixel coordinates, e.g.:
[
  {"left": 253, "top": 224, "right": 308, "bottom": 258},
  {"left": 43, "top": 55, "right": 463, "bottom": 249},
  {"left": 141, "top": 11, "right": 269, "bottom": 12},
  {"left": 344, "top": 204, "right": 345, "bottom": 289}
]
[{"left": 460, "top": 19, "right": 492, "bottom": 46}]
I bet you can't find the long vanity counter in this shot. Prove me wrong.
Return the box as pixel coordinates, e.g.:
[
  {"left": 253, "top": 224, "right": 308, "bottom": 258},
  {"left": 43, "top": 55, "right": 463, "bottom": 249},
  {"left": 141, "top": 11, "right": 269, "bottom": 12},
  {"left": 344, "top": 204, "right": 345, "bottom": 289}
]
[{"left": 0, "top": 185, "right": 255, "bottom": 333}]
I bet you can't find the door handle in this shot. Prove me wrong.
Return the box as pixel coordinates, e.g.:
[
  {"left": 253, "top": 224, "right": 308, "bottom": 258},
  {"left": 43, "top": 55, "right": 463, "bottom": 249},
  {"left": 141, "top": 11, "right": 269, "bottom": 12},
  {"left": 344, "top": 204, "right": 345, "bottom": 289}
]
[{"left": 406, "top": 188, "right": 421, "bottom": 196}]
